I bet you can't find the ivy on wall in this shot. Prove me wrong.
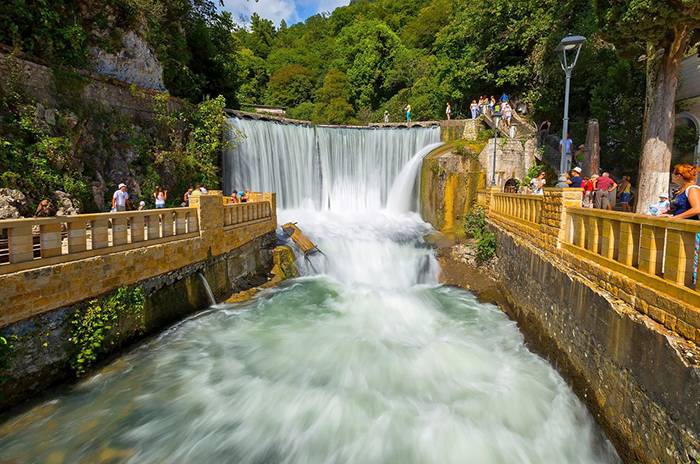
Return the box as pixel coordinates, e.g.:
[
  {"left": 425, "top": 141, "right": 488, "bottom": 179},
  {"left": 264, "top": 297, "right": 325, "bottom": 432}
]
[{"left": 69, "top": 286, "right": 145, "bottom": 376}]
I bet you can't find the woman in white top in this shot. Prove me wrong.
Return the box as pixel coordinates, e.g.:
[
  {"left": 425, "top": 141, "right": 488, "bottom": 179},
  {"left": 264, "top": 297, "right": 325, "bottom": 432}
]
[
  {"left": 153, "top": 186, "right": 167, "bottom": 209},
  {"left": 530, "top": 171, "right": 546, "bottom": 195}
]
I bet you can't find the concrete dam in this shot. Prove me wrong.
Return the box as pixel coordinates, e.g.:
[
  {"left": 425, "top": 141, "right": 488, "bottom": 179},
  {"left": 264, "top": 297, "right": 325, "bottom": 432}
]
[{"left": 0, "top": 117, "right": 696, "bottom": 463}]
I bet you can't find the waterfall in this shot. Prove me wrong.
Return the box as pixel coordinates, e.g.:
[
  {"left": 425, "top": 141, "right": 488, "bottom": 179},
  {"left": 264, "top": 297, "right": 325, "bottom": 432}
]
[
  {"left": 224, "top": 118, "right": 440, "bottom": 211},
  {"left": 197, "top": 272, "right": 216, "bottom": 306},
  {"left": 386, "top": 142, "right": 443, "bottom": 213}
]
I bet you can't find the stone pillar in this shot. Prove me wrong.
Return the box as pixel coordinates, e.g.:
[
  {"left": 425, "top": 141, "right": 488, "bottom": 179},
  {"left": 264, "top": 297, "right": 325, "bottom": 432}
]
[
  {"left": 189, "top": 191, "right": 225, "bottom": 256},
  {"left": 541, "top": 188, "right": 582, "bottom": 249},
  {"left": 261, "top": 192, "right": 277, "bottom": 228}
]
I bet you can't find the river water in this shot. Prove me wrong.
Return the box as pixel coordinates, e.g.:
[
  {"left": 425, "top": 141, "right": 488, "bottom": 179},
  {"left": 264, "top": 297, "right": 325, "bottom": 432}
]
[{"left": 0, "top": 122, "right": 619, "bottom": 463}]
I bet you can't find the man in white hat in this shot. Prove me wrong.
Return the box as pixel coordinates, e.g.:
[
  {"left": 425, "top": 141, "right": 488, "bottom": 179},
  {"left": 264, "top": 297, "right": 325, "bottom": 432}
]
[
  {"left": 570, "top": 166, "right": 584, "bottom": 188},
  {"left": 112, "top": 183, "right": 129, "bottom": 212},
  {"left": 647, "top": 193, "right": 670, "bottom": 216}
]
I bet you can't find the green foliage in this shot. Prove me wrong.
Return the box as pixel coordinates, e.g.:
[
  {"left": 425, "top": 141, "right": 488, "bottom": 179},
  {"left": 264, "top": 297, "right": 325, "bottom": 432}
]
[
  {"left": 465, "top": 206, "right": 487, "bottom": 237},
  {"left": 453, "top": 140, "right": 480, "bottom": 160},
  {"left": 70, "top": 286, "right": 145, "bottom": 376},
  {"left": 464, "top": 206, "right": 496, "bottom": 263},
  {"left": 0, "top": 58, "right": 89, "bottom": 206},
  {"left": 267, "top": 64, "right": 314, "bottom": 107}
]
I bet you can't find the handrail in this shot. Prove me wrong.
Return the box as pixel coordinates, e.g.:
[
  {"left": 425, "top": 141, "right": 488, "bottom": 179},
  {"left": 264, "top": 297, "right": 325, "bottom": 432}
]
[
  {"left": 564, "top": 206, "right": 700, "bottom": 295},
  {"left": 490, "top": 192, "right": 544, "bottom": 227}
]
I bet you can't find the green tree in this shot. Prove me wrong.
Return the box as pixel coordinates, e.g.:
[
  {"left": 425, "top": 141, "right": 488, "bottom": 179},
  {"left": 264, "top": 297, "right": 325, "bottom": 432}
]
[
  {"left": 267, "top": 64, "right": 314, "bottom": 107},
  {"left": 595, "top": 0, "right": 700, "bottom": 211}
]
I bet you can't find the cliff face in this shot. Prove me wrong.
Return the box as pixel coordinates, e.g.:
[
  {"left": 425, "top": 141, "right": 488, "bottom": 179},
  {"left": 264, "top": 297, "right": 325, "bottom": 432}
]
[
  {"left": 91, "top": 32, "right": 165, "bottom": 91},
  {"left": 0, "top": 52, "right": 220, "bottom": 214},
  {"left": 420, "top": 146, "right": 485, "bottom": 234}
]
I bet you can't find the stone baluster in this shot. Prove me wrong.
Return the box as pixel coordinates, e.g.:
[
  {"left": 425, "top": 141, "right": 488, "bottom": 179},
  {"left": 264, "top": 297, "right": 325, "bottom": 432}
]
[
  {"left": 131, "top": 215, "right": 145, "bottom": 243},
  {"left": 573, "top": 214, "right": 586, "bottom": 248},
  {"left": 112, "top": 217, "right": 128, "bottom": 246},
  {"left": 600, "top": 218, "right": 619, "bottom": 260},
  {"left": 617, "top": 222, "right": 640, "bottom": 267},
  {"left": 147, "top": 213, "right": 160, "bottom": 240},
  {"left": 585, "top": 215, "right": 601, "bottom": 253},
  {"left": 175, "top": 211, "right": 187, "bottom": 235},
  {"left": 664, "top": 229, "right": 696, "bottom": 287},
  {"left": 39, "top": 223, "right": 62, "bottom": 258},
  {"left": 639, "top": 225, "right": 665, "bottom": 276},
  {"left": 8, "top": 224, "right": 34, "bottom": 263},
  {"left": 188, "top": 211, "right": 199, "bottom": 232},
  {"left": 92, "top": 219, "right": 109, "bottom": 249},
  {"left": 162, "top": 211, "right": 174, "bottom": 237},
  {"left": 67, "top": 220, "right": 87, "bottom": 253}
]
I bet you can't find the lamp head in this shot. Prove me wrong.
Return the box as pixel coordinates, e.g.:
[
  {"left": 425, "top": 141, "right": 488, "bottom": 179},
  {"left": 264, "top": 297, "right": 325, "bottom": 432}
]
[{"left": 557, "top": 35, "right": 586, "bottom": 51}]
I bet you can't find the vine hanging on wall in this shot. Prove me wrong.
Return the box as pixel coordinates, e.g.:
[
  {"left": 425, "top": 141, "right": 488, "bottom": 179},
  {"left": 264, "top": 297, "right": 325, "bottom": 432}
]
[{"left": 69, "top": 286, "right": 145, "bottom": 376}]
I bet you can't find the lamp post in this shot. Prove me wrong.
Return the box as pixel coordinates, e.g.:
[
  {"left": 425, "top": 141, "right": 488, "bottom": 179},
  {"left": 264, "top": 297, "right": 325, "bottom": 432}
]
[
  {"left": 491, "top": 111, "right": 501, "bottom": 186},
  {"left": 557, "top": 34, "right": 586, "bottom": 175}
]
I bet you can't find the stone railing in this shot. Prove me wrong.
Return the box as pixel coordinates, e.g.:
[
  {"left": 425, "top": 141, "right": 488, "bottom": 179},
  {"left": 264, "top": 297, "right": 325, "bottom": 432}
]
[
  {"left": 0, "top": 208, "right": 198, "bottom": 274},
  {"left": 223, "top": 201, "right": 273, "bottom": 227},
  {"left": 564, "top": 207, "right": 700, "bottom": 303},
  {"left": 0, "top": 191, "right": 277, "bottom": 327},
  {"left": 478, "top": 187, "right": 700, "bottom": 342},
  {"left": 490, "top": 192, "right": 543, "bottom": 229}
]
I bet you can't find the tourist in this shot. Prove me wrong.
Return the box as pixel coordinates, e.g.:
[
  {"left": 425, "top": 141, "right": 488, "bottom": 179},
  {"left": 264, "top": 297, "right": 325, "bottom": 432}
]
[
  {"left": 112, "top": 183, "right": 129, "bottom": 212},
  {"left": 593, "top": 172, "right": 617, "bottom": 210},
  {"left": 383, "top": 111, "right": 390, "bottom": 123},
  {"left": 559, "top": 132, "right": 574, "bottom": 172},
  {"left": 470, "top": 100, "right": 479, "bottom": 119},
  {"left": 445, "top": 102, "right": 452, "bottom": 120},
  {"left": 199, "top": 185, "right": 208, "bottom": 194},
  {"left": 240, "top": 190, "right": 249, "bottom": 203},
  {"left": 153, "top": 186, "right": 167, "bottom": 209},
  {"left": 582, "top": 176, "right": 595, "bottom": 208},
  {"left": 481, "top": 96, "right": 489, "bottom": 115},
  {"left": 489, "top": 96, "right": 496, "bottom": 113},
  {"left": 404, "top": 104, "right": 412, "bottom": 123},
  {"left": 183, "top": 187, "right": 193, "bottom": 206},
  {"left": 230, "top": 190, "right": 239, "bottom": 204},
  {"left": 34, "top": 199, "right": 55, "bottom": 217},
  {"left": 617, "top": 176, "right": 633, "bottom": 212},
  {"left": 530, "top": 171, "right": 546, "bottom": 195},
  {"left": 137, "top": 200, "right": 146, "bottom": 211},
  {"left": 500, "top": 92, "right": 509, "bottom": 102},
  {"left": 667, "top": 163, "right": 700, "bottom": 220},
  {"left": 647, "top": 193, "right": 670, "bottom": 216},
  {"left": 556, "top": 173, "right": 571, "bottom": 188},
  {"left": 502, "top": 102, "right": 513, "bottom": 127},
  {"left": 570, "top": 167, "right": 584, "bottom": 188}
]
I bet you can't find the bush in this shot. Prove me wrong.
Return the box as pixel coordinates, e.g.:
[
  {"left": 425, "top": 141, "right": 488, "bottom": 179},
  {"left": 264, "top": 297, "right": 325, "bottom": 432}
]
[
  {"left": 464, "top": 206, "right": 496, "bottom": 263},
  {"left": 475, "top": 231, "right": 496, "bottom": 263}
]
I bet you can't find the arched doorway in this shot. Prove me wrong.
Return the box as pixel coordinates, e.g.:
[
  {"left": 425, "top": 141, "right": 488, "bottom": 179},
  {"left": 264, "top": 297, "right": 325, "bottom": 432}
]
[{"left": 673, "top": 112, "right": 700, "bottom": 168}]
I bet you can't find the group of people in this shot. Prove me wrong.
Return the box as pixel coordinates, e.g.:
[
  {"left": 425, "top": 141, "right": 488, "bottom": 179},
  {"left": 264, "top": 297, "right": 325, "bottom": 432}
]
[
  {"left": 527, "top": 162, "right": 700, "bottom": 220},
  {"left": 110, "top": 183, "right": 214, "bottom": 211},
  {"left": 229, "top": 189, "right": 250, "bottom": 203}
]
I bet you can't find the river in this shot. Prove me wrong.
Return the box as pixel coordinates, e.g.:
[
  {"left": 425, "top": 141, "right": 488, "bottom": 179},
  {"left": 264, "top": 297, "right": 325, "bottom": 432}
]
[{"left": 0, "top": 121, "right": 619, "bottom": 463}]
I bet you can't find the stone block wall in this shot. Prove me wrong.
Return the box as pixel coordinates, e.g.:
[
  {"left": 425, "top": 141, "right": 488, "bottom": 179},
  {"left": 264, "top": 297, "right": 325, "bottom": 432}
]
[{"left": 491, "top": 225, "right": 699, "bottom": 464}]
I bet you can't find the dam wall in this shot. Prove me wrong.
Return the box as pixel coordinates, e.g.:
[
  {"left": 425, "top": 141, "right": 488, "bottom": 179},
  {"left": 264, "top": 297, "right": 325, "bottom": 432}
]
[
  {"left": 476, "top": 188, "right": 700, "bottom": 464},
  {"left": 0, "top": 192, "right": 278, "bottom": 410}
]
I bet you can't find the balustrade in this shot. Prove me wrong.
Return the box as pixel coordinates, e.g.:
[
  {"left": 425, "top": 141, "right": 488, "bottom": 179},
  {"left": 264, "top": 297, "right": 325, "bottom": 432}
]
[
  {"left": 0, "top": 207, "right": 199, "bottom": 273},
  {"left": 223, "top": 200, "right": 273, "bottom": 227},
  {"left": 565, "top": 207, "right": 700, "bottom": 292},
  {"left": 490, "top": 192, "right": 543, "bottom": 228}
]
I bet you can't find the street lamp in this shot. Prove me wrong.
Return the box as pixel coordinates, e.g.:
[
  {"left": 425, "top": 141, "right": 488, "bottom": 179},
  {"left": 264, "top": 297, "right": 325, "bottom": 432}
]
[
  {"left": 557, "top": 34, "right": 586, "bottom": 175},
  {"left": 491, "top": 111, "right": 501, "bottom": 186}
]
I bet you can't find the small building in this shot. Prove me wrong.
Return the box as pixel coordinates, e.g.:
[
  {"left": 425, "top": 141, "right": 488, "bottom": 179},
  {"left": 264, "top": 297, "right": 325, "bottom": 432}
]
[{"left": 675, "top": 53, "right": 700, "bottom": 166}]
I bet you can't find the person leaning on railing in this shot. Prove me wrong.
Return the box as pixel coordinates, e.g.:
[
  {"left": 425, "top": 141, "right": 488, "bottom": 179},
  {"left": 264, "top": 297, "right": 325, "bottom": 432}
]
[{"left": 663, "top": 163, "right": 700, "bottom": 285}]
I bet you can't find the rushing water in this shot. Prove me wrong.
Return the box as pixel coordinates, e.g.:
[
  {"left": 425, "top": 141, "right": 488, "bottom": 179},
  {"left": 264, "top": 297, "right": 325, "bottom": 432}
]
[
  {"left": 224, "top": 119, "right": 441, "bottom": 210},
  {"left": 0, "top": 122, "right": 619, "bottom": 463}
]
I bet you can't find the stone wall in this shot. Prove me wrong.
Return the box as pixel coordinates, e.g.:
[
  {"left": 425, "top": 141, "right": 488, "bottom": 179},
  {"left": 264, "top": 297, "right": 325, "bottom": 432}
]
[
  {"left": 0, "top": 192, "right": 279, "bottom": 410},
  {"left": 491, "top": 223, "right": 699, "bottom": 464},
  {"left": 478, "top": 137, "right": 537, "bottom": 187},
  {"left": 0, "top": 232, "right": 275, "bottom": 410},
  {"left": 420, "top": 146, "right": 485, "bottom": 233}
]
